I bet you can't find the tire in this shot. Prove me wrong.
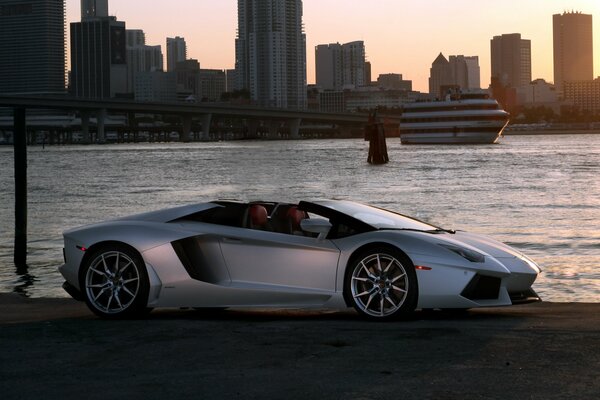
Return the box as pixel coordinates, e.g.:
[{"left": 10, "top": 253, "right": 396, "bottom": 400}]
[
  {"left": 345, "top": 246, "right": 418, "bottom": 320},
  {"left": 80, "top": 244, "right": 150, "bottom": 319}
]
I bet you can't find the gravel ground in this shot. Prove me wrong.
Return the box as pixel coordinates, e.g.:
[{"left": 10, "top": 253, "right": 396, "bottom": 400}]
[{"left": 0, "top": 294, "right": 599, "bottom": 400}]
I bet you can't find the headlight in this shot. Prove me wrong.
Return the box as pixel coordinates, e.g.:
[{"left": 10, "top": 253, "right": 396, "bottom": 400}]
[{"left": 438, "top": 244, "right": 485, "bottom": 263}]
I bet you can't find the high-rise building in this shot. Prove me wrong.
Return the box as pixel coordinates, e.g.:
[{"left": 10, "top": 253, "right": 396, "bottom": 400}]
[
  {"left": 490, "top": 33, "right": 531, "bottom": 89},
  {"left": 235, "top": 0, "right": 307, "bottom": 109},
  {"left": 315, "top": 41, "right": 366, "bottom": 90},
  {"left": 377, "top": 74, "right": 412, "bottom": 91},
  {"left": 70, "top": 0, "right": 127, "bottom": 98},
  {"left": 0, "top": 0, "right": 66, "bottom": 94},
  {"left": 449, "top": 55, "right": 480, "bottom": 90},
  {"left": 315, "top": 43, "right": 343, "bottom": 90},
  {"left": 126, "top": 29, "right": 163, "bottom": 93},
  {"left": 81, "top": 0, "right": 108, "bottom": 19},
  {"left": 429, "top": 53, "right": 450, "bottom": 96},
  {"left": 553, "top": 11, "right": 593, "bottom": 92},
  {"left": 342, "top": 41, "right": 366, "bottom": 89},
  {"left": 429, "top": 53, "right": 480, "bottom": 97},
  {"left": 167, "top": 37, "right": 187, "bottom": 72},
  {"left": 126, "top": 29, "right": 145, "bottom": 47}
]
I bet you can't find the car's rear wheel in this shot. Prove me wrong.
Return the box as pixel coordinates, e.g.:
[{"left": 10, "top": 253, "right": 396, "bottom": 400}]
[
  {"left": 81, "top": 245, "right": 150, "bottom": 319},
  {"left": 346, "top": 247, "right": 418, "bottom": 320}
]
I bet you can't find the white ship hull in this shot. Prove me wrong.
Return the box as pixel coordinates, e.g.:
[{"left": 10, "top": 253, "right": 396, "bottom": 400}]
[{"left": 399, "top": 97, "right": 509, "bottom": 145}]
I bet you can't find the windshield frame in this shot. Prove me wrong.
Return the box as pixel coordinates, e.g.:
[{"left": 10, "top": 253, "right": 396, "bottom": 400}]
[{"left": 310, "top": 200, "right": 441, "bottom": 231}]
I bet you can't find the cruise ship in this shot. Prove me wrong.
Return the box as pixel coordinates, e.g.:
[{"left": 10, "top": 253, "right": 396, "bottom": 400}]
[{"left": 398, "top": 93, "right": 510, "bottom": 144}]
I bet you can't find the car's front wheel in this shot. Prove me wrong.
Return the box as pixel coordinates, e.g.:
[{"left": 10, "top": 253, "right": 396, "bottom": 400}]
[
  {"left": 81, "top": 245, "right": 150, "bottom": 318},
  {"left": 346, "top": 247, "right": 418, "bottom": 320}
]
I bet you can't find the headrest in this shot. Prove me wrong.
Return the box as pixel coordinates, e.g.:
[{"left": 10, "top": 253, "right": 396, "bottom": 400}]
[
  {"left": 286, "top": 207, "right": 306, "bottom": 228},
  {"left": 249, "top": 204, "right": 268, "bottom": 227}
]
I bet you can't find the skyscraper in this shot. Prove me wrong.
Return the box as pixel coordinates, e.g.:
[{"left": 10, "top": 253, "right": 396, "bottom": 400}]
[
  {"left": 70, "top": 0, "right": 127, "bottom": 98},
  {"left": 429, "top": 53, "right": 450, "bottom": 97},
  {"left": 235, "top": 0, "right": 307, "bottom": 109},
  {"left": 342, "top": 41, "right": 366, "bottom": 89},
  {"left": 315, "top": 41, "right": 366, "bottom": 91},
  {"left": 315, "top": 43, "right": 343, "bottom": 90},
  {"left": 81, "top": 0, "right": 108, "bottom": 19},
  {"left": 429, "top": 53, "right": 480, "bottom": 97},
  {"left": 0, "top": 0, "right": 66, "bottom": 94},
  {"left": 553, "top": 11, "right": 593, "bottom": 92},
  {"left": 166, "top": 37, "right": 187, "bottom": 72},
  {"left": 490, "top": 33, "right": 531, "bottom": 89},
  {"left": 126, "top": 29, "right": 163, "bottom": 93}
]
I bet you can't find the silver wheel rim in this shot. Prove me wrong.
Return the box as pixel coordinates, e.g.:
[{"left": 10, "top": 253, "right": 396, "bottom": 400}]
[
  {"left": 85, "top": 251, "right": 140, "bottom": 314},
  {"left": 351, "top": 253, "right": 409, "bottom": 317}
]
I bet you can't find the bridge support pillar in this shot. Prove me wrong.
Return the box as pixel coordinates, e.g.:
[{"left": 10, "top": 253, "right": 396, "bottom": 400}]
[
  {"left": 267, "top": 120, "right": 280, "bottom": 139},
  {"left": 96, "top": 109, "right": 106, "bottom": 143},
  {"left": 81, "top": 111, "right": 91, "bottom": 144},
  {"left": 338, "top": 124, "right": 353, "bottom": 138},
  {"left": 181, "top": 115, "right": 192, "bottom": 143},
  {"left": 201, "top": 113, "right": 212, "bottom": 140},
  {"left": 289, "top": 118, "right": 301, "bottom": 139},
  {"left": 13, "top": 107, "right": 27, "bottom": 267},
  {"left": 246, "top": 119, "right": 259, "bottom": 139}
]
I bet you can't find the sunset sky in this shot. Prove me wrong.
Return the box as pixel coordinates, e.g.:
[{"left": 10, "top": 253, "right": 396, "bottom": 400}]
[{"left": 65, "top": 0, "right": 600, "bottom": 92}]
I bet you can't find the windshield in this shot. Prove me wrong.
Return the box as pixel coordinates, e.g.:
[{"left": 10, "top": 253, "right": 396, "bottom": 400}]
[{"left": 316, "top": 200, "right": 438, "bottom": 231}]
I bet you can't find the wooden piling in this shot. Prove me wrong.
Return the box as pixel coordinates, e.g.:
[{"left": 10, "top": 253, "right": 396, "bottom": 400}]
[
  {"left": 13, "top": 107, "right": 27, "bottom": 266},
  {"left": 365, "top": 114, "right": 389, "bottom": 165}
]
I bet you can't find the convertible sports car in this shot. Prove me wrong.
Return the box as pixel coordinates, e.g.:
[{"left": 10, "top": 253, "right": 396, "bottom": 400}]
[{"left": 60, "top": 200, "right": 541, "bottom": 320}]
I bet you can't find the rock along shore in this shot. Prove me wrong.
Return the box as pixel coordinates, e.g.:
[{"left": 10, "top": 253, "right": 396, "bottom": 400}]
[{"left": 0, "top": 294, "right": 598, "bottom": 400}]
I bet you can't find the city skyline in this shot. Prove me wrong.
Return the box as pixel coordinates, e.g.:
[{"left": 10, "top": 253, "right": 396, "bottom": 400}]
[{"left": 59, "top": 0, "right": 600, "bottom": 92}]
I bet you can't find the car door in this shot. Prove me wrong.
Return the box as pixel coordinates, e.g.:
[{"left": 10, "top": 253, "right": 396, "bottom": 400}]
[{"left": 218, "top": 227, "right": 341, "bottom": 303}]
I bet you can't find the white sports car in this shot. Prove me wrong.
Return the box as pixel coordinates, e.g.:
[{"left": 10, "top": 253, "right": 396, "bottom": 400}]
[{"left": 60, "top": 200, "right": 541, "bottom": 320}]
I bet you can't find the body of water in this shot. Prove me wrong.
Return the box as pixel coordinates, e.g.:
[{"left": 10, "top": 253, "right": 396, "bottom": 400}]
[{"left": 1, "top": 134, "right": 599, "bottom": 302}]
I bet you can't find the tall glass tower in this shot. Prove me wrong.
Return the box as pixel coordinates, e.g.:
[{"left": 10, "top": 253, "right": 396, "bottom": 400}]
[
  {"left": 235, "top": 0, "right": 307, "bottom": 109},
  {"left": 0, "top": 0, "right": 66, "bottom": 94}
]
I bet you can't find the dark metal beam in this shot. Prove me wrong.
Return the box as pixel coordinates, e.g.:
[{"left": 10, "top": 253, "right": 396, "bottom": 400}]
[{"left": 13, "top": 107, "right": 27, "bottom": 267}]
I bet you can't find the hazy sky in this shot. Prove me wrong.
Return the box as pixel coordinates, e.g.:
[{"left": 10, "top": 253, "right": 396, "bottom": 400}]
[{"left": 65, "top": 0, "right": 600, "bottom": 92}]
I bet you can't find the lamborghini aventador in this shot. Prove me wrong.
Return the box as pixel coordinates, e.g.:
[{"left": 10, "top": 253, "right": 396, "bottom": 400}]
[{"left": 60, "top": 200, "right": 541, "bottom": 320}]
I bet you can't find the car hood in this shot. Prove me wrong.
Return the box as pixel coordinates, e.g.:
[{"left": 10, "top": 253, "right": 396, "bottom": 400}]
[{"left": 448, "top": 231, "right": 523, "bottom": 258}]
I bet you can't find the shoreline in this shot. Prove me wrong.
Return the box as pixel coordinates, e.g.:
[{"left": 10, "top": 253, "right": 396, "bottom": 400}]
[{"left": 1, "top": 294, "right": 598, "bottom": 398}]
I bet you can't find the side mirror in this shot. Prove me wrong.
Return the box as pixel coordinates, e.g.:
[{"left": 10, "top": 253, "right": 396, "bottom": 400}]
[{"left": 300, "top": 218, "right": 332, "bottom": 240}]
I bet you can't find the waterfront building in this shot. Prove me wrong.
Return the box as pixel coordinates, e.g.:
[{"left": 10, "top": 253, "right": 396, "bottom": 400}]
[
  {"left": 126, "top": 29, "right": 163, "bottom": 94},
  {"left": 519, "top": 79, "right": 558, "bottom": 105},
  {"left": 342, "top": 41, "right": 366, "bottom": 89},
  {"left": 316, "top": 41, "right": 366, "bottom": 90},
  {"left": 70, "top": 0, "right": 127, "bottom": 98},
  {"left": 225, "top": 69, "right": 236, "bottom": 93},
  {"left": 175, "top": 59, "right": 200, "bottom": 97},
  {"left": 429, "top": 53, "right": 479, "bottom": 98},
  {"left": 0, "top": 0, "right": 66, "bottom": 95},
  {"left": 134, "top": 71, "right": 177, "bottom": 103},
  {"left": 235, "top": 0, "right": 307, "bottom": 109},
  {"left": 553, "top": 11, "right": 593, "bottom": 93},
  {"left": 377, "top": 74, "right": 412, "bottom": 91},
  {"left": 345, "top": 87, "right": 415, "bottom": 112},
  {"left": 364, "top": 61, "right": 372, "bottom": 86},
  {"left": 450, "top": 55, "right": 480, "bottom": 90},
  {"left": 490, "top": 33, "right": 531, "bottom": 90},
  {"left": 564, "top": 78, "right": 600, "bottom": 113},
  {"left": 318, "top": 91, "right": 346, "bottom": 113},
  {"left": 166, "top": 36, "right": 187, "bottom": 72},
  {"left": 126, "top": 29, "right": 145, "bottom": 47},
  {"left": 81, "top": 0, "right": 107, "bottom": 19},
  {"left": 315, "top": 43, "right": 343, "bottom": 91},
  {"left": 429, "top": 53, "right": 451, "bottom": 97},
  {"left": 197, "top": 69, "right": 227, "bottom": 102}
]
